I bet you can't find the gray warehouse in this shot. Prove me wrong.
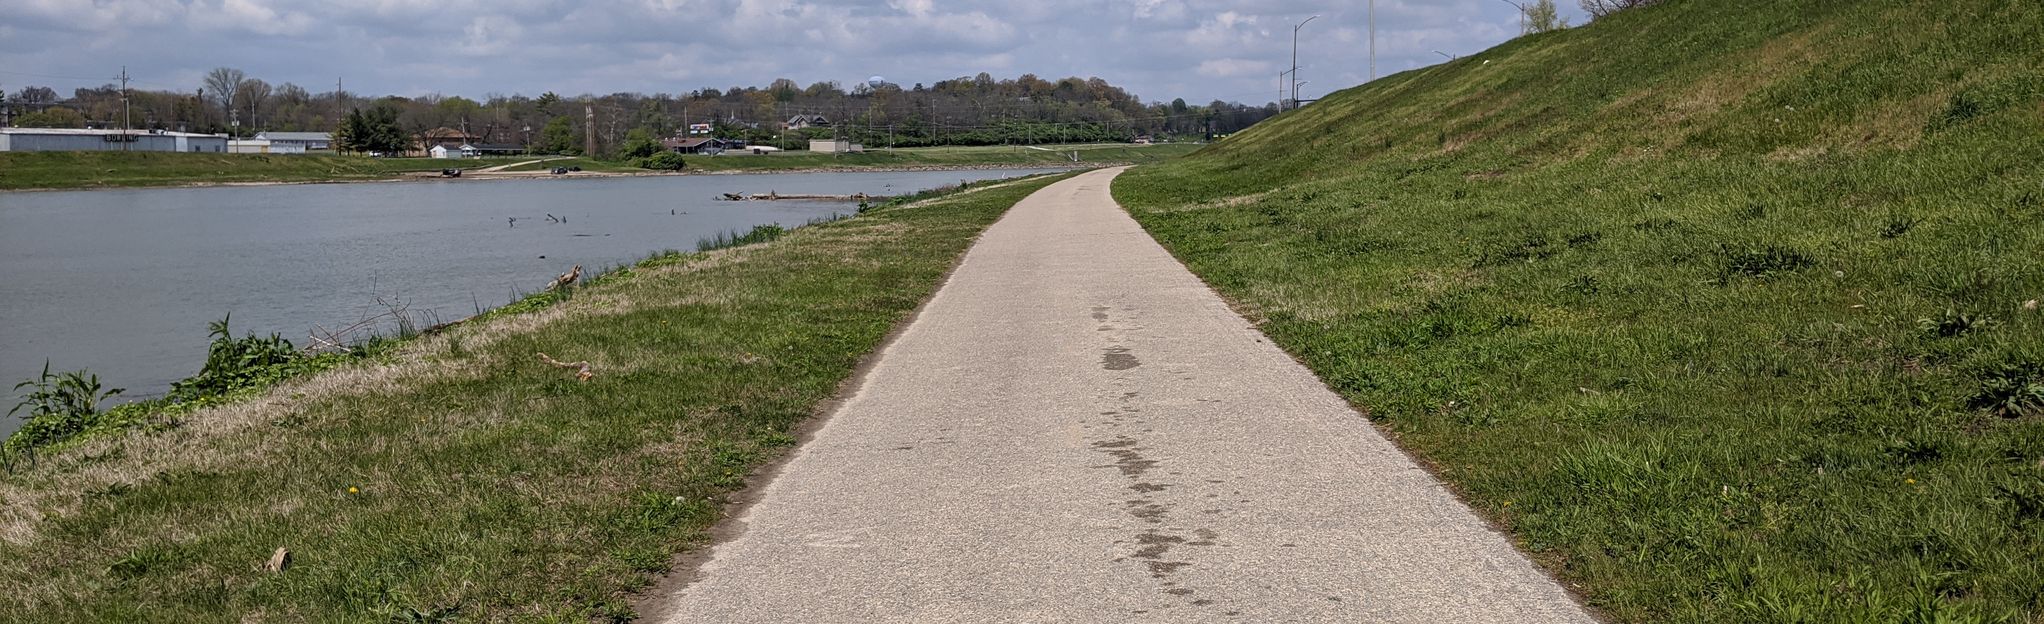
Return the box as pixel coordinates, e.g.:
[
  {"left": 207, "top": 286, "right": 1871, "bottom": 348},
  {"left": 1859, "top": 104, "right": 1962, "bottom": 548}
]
[{"left": 0, "top": 127, "right": 230, "bottom": 153}]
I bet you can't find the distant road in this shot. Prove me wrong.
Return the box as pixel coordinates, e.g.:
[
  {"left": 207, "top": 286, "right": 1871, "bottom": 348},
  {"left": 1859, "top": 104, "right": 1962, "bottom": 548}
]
[{"left": 648, "top": 168, "right": 1595, "bottom": 623}]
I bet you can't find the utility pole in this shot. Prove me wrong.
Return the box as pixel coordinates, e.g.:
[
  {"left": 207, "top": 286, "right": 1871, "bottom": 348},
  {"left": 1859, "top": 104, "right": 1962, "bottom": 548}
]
[
  {"left": 1290, "top": 15, "right": 1319, "bottom": 111},
  {"left": 119, "top": 66, "right": 132, "bottom": 150},
  {"left": 584, "top": 104, "right": 596, "bottom": 157},
  {"left": 335, "top": 77, "right": 345, "bottom": 127}
]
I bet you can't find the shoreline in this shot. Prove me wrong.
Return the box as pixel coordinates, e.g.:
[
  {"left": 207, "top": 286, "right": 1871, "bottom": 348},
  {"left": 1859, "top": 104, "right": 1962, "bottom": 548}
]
[{"left": 0, "top": 162, "right": 1106, "bottom": 194}]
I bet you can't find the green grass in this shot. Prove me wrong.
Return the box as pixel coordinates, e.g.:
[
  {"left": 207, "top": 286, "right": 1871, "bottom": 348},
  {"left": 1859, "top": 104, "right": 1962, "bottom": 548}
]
[
  {"left": 0, "top": 174, "right": 1068, "bottom": 621},
  {"left": 1114, "top": 1, "right": 2044, "bottom": 622},
  {"left": 0, "top": 152, "right": 486, "bottom": 190}
]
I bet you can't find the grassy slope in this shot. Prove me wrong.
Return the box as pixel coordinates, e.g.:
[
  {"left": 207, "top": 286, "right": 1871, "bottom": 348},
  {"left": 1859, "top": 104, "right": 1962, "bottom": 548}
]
[
  {"left": 1116, "top": 1, "right": 2043, "bottom": 622},
  {"left": 0, "top": 175, "right": 1066, "bottom": 621},
  {"left": 0, "top": 152, "right": 470, "bottom": 190}
]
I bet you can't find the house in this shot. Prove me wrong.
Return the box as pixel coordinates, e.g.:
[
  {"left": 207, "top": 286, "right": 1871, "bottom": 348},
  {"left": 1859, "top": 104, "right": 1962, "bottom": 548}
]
[
  {"left": 227, "top": 137, "right": 305, "bottom": 154},
  {"left": 416, "top": 127, "right": 479, "bottom": 151},
  {"left": 661, "top": 137, "right": 738, "bottom": 155},
  {"left": 256, "top": 131, "right": 332, "bottom": 151},
  {"left": 460, "top": 143, "right": 525, "bottom": 158},
  {"left": 429, "top": 144, "right": 461, "bottom": 159},
  {"left": 0, "top": 127, "right": 227, "bottom": 153},
  {"left": 784, "top": 114, "right": 829, "bottom": 130},
  {"left": 809, "top": 139, "right": 863, "bottom": 154}
]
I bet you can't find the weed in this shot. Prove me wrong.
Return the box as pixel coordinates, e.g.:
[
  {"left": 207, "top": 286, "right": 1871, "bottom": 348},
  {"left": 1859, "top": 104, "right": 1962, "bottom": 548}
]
[
  {"left": 1970, "top": 362, "right": 2043, "bottom": 418},
  {"left": 1719, "top": 244, "right": 1814, "bottom": 278},
  {"left": 1918, "top": 309, "right": 1995, "bottom": 338},
  {"left": 1881, "top": 213, "right": 1923, "bottom": 239}
]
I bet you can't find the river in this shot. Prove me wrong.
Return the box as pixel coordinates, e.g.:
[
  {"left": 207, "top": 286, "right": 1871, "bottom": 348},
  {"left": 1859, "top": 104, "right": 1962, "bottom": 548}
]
[{"left": 0, "top": 168, "right": 1063, "bottom": 435}]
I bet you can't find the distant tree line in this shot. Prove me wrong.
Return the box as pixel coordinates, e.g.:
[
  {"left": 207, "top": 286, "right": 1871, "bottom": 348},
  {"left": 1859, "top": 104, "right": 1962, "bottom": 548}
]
[{"left": 2, "top": 70, "right": 1279, "bottom": 157}]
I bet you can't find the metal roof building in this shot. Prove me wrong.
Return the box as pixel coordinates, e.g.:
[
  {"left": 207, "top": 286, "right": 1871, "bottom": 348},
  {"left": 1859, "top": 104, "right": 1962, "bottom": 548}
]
[{"left": 0, "top": 128, "right": 229, "bottom": 153}]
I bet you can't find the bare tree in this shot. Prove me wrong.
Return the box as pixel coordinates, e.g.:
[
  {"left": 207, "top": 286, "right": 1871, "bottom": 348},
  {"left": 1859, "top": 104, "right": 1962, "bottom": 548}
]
[
  {"left": 1581, "top": 0, "right": 1660, "bottom": 18},
  {"left": 239, "top": 78, "right": 272, "bottom": 131},
  {"left": 15, "top": 85, "right": 58, "bottom": 104},
  {"left": 203, "top": 67, "right": 245, "bottom": 122}
]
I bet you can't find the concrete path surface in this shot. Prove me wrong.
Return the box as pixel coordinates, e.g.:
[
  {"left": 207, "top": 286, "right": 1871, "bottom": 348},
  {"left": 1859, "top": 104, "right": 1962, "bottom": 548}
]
[{"left": 649, "top": 168, "right": 1596, "bottom": 623}]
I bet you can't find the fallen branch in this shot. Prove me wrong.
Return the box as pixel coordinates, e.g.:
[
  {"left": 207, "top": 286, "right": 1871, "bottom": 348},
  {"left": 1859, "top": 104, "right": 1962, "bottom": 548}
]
[
  {"left": 546, "top": 265, "right": 583, "bottom": 292},
  {"left": 538, "top": 353, "right": 594, "bottom": 382}
]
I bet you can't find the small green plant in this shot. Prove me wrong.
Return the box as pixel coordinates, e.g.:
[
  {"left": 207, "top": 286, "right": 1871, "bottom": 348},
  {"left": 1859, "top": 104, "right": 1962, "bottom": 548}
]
[
  {"left": 697, "top": 224, "right": 786, "bottom": 252},
  {"left": 169, "top": 314, "right": 303, "bottom": 400},
  {"left": 1971, "top": 362, "right": 2044, "bottom": 418},
  {"left": 9, "top": 362, "right": 123, "bottom": 423},
  {"left": 1718, "top": 244, "right": 1813, "bottom": 278},
  {"left": 7, "top": 362, "right": 124, "bottom": 452},
  {"left": 1881, "top": 213, "right": 1923, "bottom": 238},
  {"left": 1919, "top": 309, "right": 1994, "bottom": 338}
]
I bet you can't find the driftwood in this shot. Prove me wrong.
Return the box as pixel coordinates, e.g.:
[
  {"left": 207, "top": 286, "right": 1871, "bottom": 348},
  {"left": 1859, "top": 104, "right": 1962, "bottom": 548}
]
[
  {"left": 538, "top": 353, "right": 594, "bottom": 382},
  {"left": 265, "top": 547, "right": 291, "bottom": 573},
  {"left": 546, "top": 265, "right": 583, "bottom": 291}
]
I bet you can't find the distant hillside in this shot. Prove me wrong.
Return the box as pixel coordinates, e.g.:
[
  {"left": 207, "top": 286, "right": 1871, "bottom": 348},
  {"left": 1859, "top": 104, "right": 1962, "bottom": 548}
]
[{"left": 1118, "top": 1, "right": 2043, "bottom": 622}]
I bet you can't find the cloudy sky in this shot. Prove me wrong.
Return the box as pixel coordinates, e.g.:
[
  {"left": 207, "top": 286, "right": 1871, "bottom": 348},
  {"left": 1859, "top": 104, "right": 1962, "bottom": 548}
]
[{"left": 0, "top": 0, "right": 1587, "bottom": 105}]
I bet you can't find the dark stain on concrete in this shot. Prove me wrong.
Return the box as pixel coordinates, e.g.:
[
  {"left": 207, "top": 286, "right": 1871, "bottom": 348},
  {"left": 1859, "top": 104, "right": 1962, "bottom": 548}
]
[
  {"left": 1091, "top": 306, "right": 1110, "bottom": 321},
  {"left": 1147, "top": 561, "right": 1192, "bottom": 577},
  {"left": 1133, "top": 531, "right": 1185, "bottom": 559},
  {"left": 1102, "top": 346, "right": 1141, "bottom": 370},
  {"left": 1130, "top": 482, "right": 1168, "bottom": 493}
]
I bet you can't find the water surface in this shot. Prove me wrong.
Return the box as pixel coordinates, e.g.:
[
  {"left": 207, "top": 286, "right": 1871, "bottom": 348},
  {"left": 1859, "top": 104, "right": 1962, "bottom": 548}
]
[{"left": 0, "top": 168, "right": 1060, "bottom": 435}]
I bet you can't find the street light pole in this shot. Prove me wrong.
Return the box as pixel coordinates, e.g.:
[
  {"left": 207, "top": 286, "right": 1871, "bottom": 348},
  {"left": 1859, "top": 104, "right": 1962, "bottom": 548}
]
[
  {"left": 1290, "top": 15, "right": 1318, "bottom": 111},
  {"left": 1500, "top": 0, "right": 1529, "bottom": 35}
]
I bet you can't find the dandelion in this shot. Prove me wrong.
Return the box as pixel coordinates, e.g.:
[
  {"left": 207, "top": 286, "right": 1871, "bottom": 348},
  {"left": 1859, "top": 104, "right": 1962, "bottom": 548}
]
[
  {"left": 1904, "top": 479, "right": 1916, "bottom": 485},
  {"left": 347, "top": 486, "right": 360, "bottom": 494},
  {"left": 1502, "top": 501, "right": 1513, "bottom": 507}
]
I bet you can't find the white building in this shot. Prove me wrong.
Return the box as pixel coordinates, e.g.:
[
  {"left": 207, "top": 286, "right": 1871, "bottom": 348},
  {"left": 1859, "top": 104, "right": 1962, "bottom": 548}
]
[
  {"left": 429, "top": 144, "right": 461, "bottom": 159},
  {"left": 809, "top": 139, "right": 864, "bottom": 154},
  {"left": 228, "top": 138, "right": 306, "bottom": 154},
  {"left": 255, "top": 131, "right": 332, "bottom": 151},
  {"left": 0, "top": 127, "right": 229, "bottom": 153}
]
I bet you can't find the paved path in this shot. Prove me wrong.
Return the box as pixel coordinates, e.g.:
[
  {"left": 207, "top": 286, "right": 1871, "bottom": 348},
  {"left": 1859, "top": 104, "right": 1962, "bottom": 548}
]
[{"left": 651, "top": 168, "right": 1596, "bottom": 623}]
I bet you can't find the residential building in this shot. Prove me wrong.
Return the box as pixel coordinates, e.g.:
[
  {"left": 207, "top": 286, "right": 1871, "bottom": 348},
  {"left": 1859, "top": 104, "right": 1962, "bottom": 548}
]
[
  {"left": 429, "top": 144, "right": 461, "bottom": 159},
  {"left": 785, "top": 114, "right": 829, "bottom": 131},
  {"left": 417, "top": 127, "right": 479, "bottom": 151},
  {"left": 0, "top": 127, "right": 228, "bottom": 153},
  {"left": 662, "top": 137, "right": 743, "bottom": 155}
]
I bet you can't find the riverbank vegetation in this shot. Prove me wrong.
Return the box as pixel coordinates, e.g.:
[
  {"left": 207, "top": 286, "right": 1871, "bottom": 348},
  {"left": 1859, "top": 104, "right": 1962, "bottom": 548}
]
[
  {"left": 0, "top": 152, "right": 466, "bottom": 190},
  {"left": 0, "top": 143, "right": 1191, "bottom": 191},
  {"left": 0, "top": 173, "right": 1065, "bottom": 620},
  {"left": 1115, "top": 1, "right": 2043, "bottom": 621}
]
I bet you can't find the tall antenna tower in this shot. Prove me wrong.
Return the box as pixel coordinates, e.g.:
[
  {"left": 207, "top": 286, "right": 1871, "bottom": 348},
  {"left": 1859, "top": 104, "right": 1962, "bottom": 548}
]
[{"left": 1369, "top": 0, "right": 1378, "bottom": 81}]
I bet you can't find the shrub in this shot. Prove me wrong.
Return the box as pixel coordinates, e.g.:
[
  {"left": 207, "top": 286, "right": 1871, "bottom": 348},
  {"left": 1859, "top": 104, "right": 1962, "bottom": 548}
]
[{"left": 638, "top": 152, "right": 686, "bottom": 171}]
